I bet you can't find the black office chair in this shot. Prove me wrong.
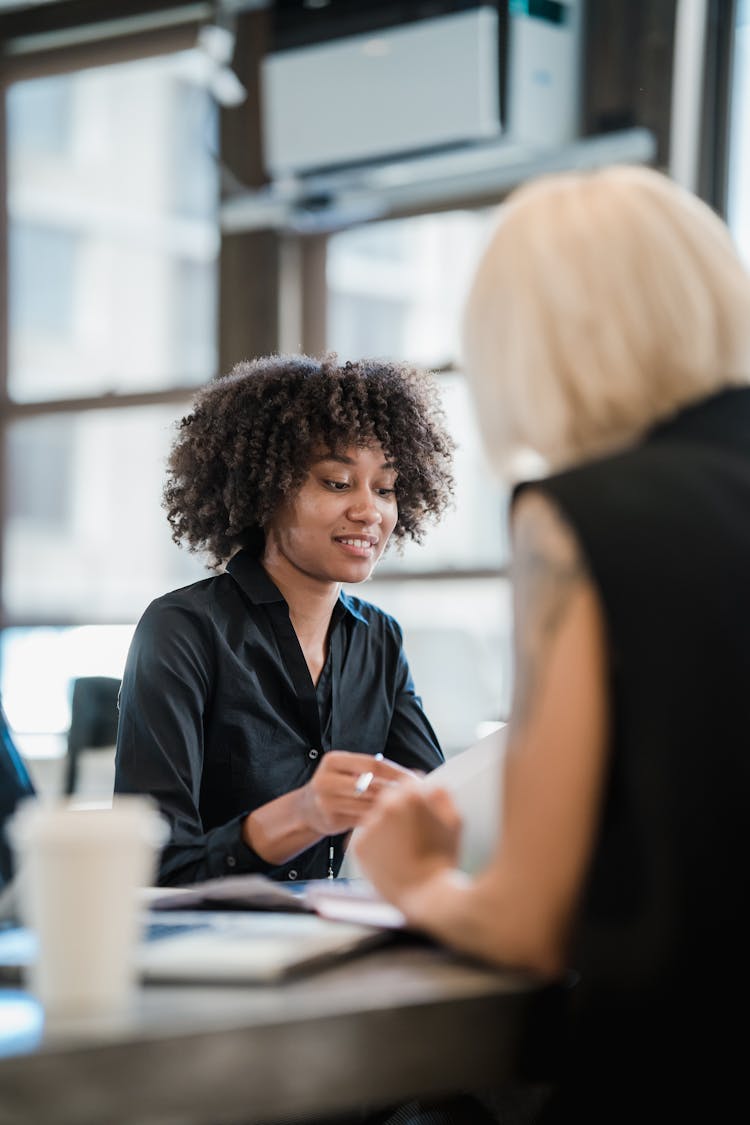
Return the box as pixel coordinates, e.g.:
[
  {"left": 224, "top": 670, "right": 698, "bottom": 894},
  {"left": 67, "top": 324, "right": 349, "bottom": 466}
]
[{"left": 64, "top": 676, "right": 121, "bottom": 796}]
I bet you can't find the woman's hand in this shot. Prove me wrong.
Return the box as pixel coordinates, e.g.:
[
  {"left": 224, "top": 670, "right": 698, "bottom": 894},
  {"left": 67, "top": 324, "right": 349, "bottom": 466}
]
[
  {"left": 353, "top": 783, "right": 462, "bottom": 910},
  {"left": 299, "top": 750, "right": 415, "bottom": 836}
]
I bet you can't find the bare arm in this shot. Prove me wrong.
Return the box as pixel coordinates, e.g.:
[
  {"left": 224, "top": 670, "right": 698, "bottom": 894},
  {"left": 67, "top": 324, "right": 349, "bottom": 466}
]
[{"left": 354, "top": 490, "right": 610, "bottom": 976}]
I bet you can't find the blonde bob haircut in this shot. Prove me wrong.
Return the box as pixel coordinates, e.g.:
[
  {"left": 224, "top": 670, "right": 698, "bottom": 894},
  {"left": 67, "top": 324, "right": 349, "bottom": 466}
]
[{"left": 462, "top": 164, "right": 750, "bottom": 477}]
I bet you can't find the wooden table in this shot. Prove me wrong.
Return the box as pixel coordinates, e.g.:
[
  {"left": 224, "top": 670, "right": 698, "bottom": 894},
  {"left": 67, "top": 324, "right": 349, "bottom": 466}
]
[{"left": 0, "top": 937, "right": 563, "bottom": 1125}]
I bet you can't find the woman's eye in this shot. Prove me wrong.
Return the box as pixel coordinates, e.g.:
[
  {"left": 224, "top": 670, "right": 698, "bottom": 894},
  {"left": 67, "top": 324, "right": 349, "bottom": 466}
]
[
  {"left": 324, "top": 479, "right": 348, "bottom": 491},
  {"left": 377, "top": 488, "right": 396, "bottom": 497}
]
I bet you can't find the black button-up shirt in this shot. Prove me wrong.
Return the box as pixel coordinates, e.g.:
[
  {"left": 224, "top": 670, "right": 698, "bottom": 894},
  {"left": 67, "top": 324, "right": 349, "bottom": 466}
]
[{"left": 114, "top": 551, "right": 443, "bottom": 885}]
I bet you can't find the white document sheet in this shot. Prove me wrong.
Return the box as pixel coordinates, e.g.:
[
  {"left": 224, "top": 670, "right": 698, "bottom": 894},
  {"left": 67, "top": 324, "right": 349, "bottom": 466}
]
[
  {"left": 422, "top": 723, "right": 507, "bottom": 874},
  {"left": 343, "top": 724, "right": 507, "bottom": 880}
]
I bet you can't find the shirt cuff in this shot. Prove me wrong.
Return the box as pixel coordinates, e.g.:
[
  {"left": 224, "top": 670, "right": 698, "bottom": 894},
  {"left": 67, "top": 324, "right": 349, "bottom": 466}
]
[{"left": 206, "top": 813, "right": 277, "bottom": 878}]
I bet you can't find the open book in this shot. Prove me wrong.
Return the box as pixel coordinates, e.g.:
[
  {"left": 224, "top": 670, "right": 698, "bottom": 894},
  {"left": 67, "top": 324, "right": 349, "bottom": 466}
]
[{"left": 148, "top": 725, "right": 507, "bottom": 930}]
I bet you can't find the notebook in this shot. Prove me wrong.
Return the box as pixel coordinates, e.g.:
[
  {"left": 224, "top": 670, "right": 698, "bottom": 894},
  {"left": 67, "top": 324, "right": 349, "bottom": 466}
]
[
  {"left": 0, "top": 907, "right": 390, "bottom": 985},
  {"left": 141, "top": 907, "right": 388, "bottom": 982}
]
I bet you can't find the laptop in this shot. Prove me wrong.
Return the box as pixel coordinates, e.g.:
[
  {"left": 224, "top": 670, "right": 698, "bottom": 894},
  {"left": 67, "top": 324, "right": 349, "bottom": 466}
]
[{"left": 0, "top": 713, "right": 390, "bottom": 984}]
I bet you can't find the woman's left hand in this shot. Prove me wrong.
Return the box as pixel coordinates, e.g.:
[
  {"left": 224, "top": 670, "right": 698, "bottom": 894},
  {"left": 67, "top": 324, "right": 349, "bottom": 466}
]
[{"left": 353, "top": 782, "right": 462, "bottom": 910}]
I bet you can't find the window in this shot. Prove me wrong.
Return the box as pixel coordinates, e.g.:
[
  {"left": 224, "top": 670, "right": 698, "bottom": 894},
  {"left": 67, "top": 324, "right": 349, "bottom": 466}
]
[
  {"left": 327, "top": 210, "right": 511, "bottom": 754},
  {"left": 0, "top": 626, "right": 136, "bottom": 751},
  {"left": 727, "top": 0, "right": 750, "bottom": 263},
  {"left": 8, "top": 223, "right": 77, "bottom": 340},
  {"left": 3, "top": 405, "right": 206, "bottom": 623},
  {"left": 1, "top": 48, "right": 219, "bottom": 756},
  {"left": 5, "top": 54, "right": 219, "bottom": 404},
  {"left": 327, "top": 210, "right": 493, "bottom": 368}
]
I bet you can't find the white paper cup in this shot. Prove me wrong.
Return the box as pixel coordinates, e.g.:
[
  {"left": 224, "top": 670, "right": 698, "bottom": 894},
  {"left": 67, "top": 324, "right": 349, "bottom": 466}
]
[{"left": 8, "top": 796, "right": 167, "bottom": 1026}]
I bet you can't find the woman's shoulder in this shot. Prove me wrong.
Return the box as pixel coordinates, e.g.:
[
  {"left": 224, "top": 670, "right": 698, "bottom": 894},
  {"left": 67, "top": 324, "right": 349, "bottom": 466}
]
[
  {"left": 136, "top": 572, "right": 238, "bottom": 633},
  {"left": 339, "top": 591, "right": 404, "bottom": 640}
]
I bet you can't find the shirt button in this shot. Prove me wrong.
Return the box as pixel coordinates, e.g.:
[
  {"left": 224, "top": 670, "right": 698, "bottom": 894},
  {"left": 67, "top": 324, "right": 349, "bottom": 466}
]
[
  {"left": 288, "top": 869, "right": 298, "bottom": 881},
  {"left": 226, "top": 855, "right": 237, "bottom": 868},
  {"left": 308, "top": 748, "right": 319, "bottom": 760}
]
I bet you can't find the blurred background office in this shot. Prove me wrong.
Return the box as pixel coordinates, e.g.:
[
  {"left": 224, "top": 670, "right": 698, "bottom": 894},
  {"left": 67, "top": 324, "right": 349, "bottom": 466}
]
[{"left": 0, "top": 0, "right": 746, "bottom": 797}]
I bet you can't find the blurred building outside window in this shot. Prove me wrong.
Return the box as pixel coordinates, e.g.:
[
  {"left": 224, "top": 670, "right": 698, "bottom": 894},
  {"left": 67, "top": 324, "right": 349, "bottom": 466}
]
[
  {"left": 327, "top": 211, "right": 513, "bottom": 754},
  {"left": 4, "top": 407, "right": 205, "bottom": 621},
  {"left": 1, "top": 51, "right": 219, "bottom": 760},
  {"left": 5, "top": 57, "right": 218, "bottom": 403}
]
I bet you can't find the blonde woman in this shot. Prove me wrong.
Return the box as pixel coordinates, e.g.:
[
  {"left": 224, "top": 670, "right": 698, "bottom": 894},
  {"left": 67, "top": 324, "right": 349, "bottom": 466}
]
[{"left": 355, "top": 166, "right": 750, "bottom": 1121}]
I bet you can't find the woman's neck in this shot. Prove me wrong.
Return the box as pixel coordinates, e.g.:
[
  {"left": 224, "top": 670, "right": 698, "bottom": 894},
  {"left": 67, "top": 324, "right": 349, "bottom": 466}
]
[{"left": 260, "top": 551, "right": 340, "bottom": 648}]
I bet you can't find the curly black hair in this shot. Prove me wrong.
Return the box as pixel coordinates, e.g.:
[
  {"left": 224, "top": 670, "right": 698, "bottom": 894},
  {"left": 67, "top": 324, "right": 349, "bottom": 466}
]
[{"left": 164, "top": 354, "right": 455, "bottom": 567}]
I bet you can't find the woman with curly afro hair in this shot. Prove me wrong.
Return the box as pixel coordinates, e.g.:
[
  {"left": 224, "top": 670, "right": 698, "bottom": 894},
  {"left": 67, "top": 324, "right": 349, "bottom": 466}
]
[{"left": 114, "top": 354, "right": 455, "bottom": 886}]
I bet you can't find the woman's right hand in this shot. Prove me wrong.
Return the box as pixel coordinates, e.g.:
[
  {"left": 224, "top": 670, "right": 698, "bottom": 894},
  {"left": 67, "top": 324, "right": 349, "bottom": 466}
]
[{"left": 299, "top": 750, "right": 414, "bottom": 836}]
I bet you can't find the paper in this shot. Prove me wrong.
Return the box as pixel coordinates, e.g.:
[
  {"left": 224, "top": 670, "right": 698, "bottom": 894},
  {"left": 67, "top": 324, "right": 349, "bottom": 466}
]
[
  {"left": 423, "top": 724, "right": 507, "bottom": 873},
  {"left": 304, "top": 879, "right": 407, "bottom": 930},
  {"left": 345, "top": 725, "right": 507, "bottom": 878}
]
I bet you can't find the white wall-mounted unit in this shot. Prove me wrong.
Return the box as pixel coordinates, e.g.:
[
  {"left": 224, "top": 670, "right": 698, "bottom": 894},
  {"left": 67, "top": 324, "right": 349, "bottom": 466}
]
[
  {"left": 261, "top": 2, "right": 584, "bottom": 175},
  {"left": 222, "top": 1, "right": 655, "bottom": 232},
  {"left": 261, "top": 7, "right": 505, "bottom": 179},
  {"left": 507, "top": 0, "right": 583, "bottom": 147}
]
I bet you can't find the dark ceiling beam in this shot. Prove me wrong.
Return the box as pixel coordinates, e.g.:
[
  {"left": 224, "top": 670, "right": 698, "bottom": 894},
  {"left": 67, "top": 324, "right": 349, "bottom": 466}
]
[
  {"left": 0, "top": 1, "right": 202, "bottom": 39},
  {"left": 0, "top": 1, "right": 212, "bottom": 80}
]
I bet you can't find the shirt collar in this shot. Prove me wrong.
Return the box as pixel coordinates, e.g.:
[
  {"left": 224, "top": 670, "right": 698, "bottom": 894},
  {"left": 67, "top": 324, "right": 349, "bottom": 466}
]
[
  {"left": 226, "top": 550, "right": 286, "bottom": 605},
  {"left": 339, "top": 589, "right": 370, "bottom": 626},
  {"left": 227, "top": 549, "right": 370, "bottom": 626}
]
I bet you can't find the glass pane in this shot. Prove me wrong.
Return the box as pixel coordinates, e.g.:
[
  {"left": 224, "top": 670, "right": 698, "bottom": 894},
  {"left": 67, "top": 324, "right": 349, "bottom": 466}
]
[
  {"left": 327, "top": 210, "right": 494, "bottom": 367},
  {"left": 349, "top": 577, "right": 513, "bottom": 757},
  {"left": 0, "top": 625, "right": 134, "bottom": 740},
  {"left": 0, "top": 625, "right": 135, "bottom": 800},
  {"left": 328, "top": 212, "right": 512, "bottom": 752},
  {"left": 377, "top": 372, "right": 509, "bottom": 574},
  {"left": 327, "top": 215, "right": 507, "bottom": 574},
  {"left": 3, "top": 405, "right": 208, "bottom": 622},
  {"left": 728, "top": 0, "right": 750, "bottom": 264},
  {"left": 6, "top": 53, "right": 219, "bottom": 402}
]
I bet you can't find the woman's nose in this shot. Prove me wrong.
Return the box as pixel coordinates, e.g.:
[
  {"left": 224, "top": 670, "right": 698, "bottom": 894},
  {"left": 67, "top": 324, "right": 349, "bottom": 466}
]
[{"left": 347, "top": 490, "right": 382, "bottom": 523}]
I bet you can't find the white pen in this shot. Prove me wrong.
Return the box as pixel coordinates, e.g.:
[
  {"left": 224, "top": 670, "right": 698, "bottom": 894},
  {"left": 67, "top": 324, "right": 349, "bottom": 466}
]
[
  {"left": 354, "top": 771, "right": 374, "bottom": 794},
  {"left": 354, "top": 753, "right": 384, "bottom": 795}
]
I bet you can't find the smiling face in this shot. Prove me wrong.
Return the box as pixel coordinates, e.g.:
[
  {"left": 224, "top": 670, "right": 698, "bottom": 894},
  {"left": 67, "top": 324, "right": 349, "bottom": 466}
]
[{"left": 262, "top": 444, "right": 399, "bottom": 590}]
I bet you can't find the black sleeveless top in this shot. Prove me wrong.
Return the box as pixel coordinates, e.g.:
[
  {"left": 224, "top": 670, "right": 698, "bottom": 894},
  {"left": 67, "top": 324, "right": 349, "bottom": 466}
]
[{"left": 519, "top": 388, "right": 750, "bottom": 1120}]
